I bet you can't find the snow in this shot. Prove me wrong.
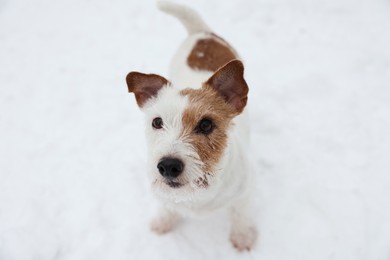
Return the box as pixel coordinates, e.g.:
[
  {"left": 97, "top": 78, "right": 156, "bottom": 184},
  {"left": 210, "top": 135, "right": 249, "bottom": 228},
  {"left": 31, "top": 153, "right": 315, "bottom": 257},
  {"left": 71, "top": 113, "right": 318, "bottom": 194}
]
[{"left": 1, "top": 0, "right": 390, "bottom": 259}]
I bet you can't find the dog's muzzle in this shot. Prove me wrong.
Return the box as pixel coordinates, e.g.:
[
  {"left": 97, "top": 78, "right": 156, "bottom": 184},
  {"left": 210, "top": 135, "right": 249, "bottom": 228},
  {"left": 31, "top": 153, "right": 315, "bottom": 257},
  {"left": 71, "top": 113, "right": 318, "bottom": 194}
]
[{"left": 157, "top": 157, "right": 184, "bottom": 179}]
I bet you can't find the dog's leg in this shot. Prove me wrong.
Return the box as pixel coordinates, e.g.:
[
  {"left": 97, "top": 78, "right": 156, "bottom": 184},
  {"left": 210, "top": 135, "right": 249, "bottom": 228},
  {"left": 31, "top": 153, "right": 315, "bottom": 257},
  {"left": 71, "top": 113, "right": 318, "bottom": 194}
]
[
  {"left": 150, "top": 207, "right": 180, "bottom": 235},
  {"left": 229, "top": 197, "right": 258, "bottom": 251}
]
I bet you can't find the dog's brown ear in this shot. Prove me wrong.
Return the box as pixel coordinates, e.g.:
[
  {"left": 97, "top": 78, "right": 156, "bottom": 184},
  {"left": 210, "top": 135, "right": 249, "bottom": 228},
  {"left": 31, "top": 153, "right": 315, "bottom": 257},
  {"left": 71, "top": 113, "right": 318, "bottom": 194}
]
[
  {"left": 205, "top": 60, "right": 249, "bottom": 113},
  {"left": 126, "top": 72, "right": 170, "bottom": 107}
]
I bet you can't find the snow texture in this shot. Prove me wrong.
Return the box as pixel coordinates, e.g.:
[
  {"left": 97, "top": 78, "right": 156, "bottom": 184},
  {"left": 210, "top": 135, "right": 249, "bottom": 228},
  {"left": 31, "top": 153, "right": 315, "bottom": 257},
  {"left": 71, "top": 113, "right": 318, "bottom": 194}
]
[{"left": 1, "top": 0, "right": 390, "bottom": 259}]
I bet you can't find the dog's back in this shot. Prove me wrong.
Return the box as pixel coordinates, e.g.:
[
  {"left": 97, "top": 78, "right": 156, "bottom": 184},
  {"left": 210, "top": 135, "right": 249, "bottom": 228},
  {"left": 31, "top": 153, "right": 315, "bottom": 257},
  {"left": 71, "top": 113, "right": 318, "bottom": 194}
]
[{"left": 158, "top": 1, "right": 240, "bottom": 89}]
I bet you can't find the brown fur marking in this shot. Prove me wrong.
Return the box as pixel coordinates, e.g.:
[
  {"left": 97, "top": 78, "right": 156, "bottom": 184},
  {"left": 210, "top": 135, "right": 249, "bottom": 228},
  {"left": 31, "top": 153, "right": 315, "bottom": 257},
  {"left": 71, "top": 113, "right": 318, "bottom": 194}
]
[
  {"left": 187, "top": 34, "right": 238, "bottom": 72},
  {"left": 180, "top": 86, "right": 238, "bottom": 174}
]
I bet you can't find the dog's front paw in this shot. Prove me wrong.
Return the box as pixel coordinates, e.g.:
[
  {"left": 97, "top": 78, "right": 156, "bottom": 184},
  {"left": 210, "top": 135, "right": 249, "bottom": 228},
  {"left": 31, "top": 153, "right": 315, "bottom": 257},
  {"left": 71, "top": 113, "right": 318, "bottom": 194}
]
[
  {"left": 230, "top": 226, "right": 257, "bottom": 251},
  {"left": 150, "top": 215, "right": 178, "bottom": 235}
]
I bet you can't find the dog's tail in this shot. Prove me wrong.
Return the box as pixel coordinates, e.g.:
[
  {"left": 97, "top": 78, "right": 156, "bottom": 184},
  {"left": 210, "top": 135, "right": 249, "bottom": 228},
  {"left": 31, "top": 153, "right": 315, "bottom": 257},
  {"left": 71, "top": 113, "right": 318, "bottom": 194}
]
[{"left": 157, "top": 1, "right": 211, "bottom": 35}]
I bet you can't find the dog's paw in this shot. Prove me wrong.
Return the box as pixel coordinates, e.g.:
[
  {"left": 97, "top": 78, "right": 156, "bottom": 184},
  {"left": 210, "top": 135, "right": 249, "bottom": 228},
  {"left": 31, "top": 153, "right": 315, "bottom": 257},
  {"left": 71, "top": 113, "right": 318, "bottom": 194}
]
[
  {"left": 150, "top": 216, "right": 177, "bottom": 235},
  {"left": 230, "top": 226, "right": 257, "bottom": 251}
]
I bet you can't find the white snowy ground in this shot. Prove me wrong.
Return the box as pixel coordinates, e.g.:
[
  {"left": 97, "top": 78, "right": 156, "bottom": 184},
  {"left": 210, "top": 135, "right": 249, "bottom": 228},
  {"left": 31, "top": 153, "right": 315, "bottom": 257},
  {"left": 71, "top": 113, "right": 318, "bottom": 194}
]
[{"left": 1, "top": 0, "right": 390, "bottom": 259}]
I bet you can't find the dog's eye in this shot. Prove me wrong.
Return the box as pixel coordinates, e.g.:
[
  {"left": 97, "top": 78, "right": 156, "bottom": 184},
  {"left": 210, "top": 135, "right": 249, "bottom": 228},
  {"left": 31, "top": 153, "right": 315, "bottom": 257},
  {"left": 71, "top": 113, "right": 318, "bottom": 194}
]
[
  {"left": 196, "top": 118, "right": 214, "bottom": 135},
  {"left": 152, "top": 117, "right": 163, "bottom": 129}
]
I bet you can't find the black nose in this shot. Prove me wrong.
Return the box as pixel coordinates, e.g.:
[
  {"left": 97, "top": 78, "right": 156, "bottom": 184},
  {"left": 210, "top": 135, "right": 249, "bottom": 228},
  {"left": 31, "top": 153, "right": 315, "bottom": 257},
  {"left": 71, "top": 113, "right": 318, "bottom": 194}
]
[{"left": 157, "top": 158, "right": 184, "bottom": 178}]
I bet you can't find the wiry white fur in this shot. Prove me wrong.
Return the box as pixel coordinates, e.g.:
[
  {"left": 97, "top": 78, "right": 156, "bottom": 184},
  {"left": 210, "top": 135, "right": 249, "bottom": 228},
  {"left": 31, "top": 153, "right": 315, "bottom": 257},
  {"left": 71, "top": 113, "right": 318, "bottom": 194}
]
[
  {"left": 143, "top": 87, "right": 208, "bottom": 203},
  {"left": 142, "top": 87, "right": 222, "bottom": 207},
  {"left": 140, "top": 1, "right": 257, "bottom": 251}
]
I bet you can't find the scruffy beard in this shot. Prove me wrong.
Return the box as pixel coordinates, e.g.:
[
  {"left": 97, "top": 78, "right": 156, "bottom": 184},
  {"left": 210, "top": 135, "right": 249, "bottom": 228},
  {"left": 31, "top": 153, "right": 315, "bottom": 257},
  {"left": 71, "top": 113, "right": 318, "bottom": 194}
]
[
  {"left": 151, "top": 169, "right": 211, "bottom": 190},
  {"left": 149, "top": 159, "right": 217, "bottom": 204},
  {"left": 145, "top": 127, "right": 228, "bottom": 205},
  {"left": 148, "top": 138, "right": 214, "bottom": 185}
]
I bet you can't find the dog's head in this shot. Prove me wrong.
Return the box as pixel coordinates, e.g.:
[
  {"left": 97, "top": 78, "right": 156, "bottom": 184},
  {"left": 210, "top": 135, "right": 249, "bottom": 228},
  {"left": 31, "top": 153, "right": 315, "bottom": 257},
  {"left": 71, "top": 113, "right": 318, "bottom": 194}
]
[{"left": 126, "top": 60, "right": 248, "bottom": 202}]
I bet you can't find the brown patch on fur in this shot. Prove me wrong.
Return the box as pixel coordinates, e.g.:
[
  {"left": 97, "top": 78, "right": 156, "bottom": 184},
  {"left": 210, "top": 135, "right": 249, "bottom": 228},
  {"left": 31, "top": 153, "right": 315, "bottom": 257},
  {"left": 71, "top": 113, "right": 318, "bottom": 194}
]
[
  {"left": 187, "top": 34, "right": 238, "bottom": 72},
  {"left": 180, "top": 86, "right": 238, "bottom": 174}
]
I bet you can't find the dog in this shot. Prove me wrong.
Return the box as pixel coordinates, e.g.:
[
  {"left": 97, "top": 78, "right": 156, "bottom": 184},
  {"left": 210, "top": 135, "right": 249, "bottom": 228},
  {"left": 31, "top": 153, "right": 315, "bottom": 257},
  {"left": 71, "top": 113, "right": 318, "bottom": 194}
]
[{"left": 125, "top": 1, "right": 257, "bottom": 251}]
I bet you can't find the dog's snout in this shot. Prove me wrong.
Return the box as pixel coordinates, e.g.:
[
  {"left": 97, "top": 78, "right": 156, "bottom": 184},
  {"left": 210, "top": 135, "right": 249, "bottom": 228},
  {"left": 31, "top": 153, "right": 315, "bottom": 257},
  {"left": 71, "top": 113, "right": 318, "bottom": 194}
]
[{"left": 157, "top": 158, "right": 184, "bottom": 178}]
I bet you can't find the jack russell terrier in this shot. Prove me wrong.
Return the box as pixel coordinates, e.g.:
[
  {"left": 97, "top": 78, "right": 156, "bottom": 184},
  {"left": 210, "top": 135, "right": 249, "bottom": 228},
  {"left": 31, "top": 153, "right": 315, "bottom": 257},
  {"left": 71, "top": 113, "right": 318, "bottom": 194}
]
[{"left": 126, "top": 1, "right": 257, "bottom": 251}]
